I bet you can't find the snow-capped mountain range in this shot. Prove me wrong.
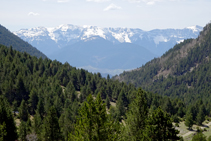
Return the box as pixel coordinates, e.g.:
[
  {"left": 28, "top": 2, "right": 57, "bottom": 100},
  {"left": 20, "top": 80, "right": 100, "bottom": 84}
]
[
  {"left": 13, "top": 24, "right": 203, "bottom": 76},
  {"left": 14, "top": 24, "right": 202, "bottom": 56}
]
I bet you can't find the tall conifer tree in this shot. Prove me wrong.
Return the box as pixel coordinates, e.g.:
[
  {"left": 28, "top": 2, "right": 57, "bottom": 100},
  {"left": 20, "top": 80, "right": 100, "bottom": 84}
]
[
  {"left": 0, "top": 96, "right": 18, "bottom": 140},
  {"left": 70, "top": 94, "right": 120, "bottom": 141},
  {"left": 124, "top": 88, "right": 148, "bottom": 140},
  {"left": 42, "top": 106, "right": 62, "bottom": 141}
]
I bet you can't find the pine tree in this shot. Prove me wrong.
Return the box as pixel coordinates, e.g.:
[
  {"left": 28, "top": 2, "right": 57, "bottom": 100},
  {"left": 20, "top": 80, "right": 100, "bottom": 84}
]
[
  {"left": 54, "top": 96, "right": 63, "bottom": 117},
  {"left": 0, "top": 96, "right": 18, "bottom": 140},
  {"left": 124, "top": 88, "right": 148, "bottom": 141},
  {"left": 65, "top": 82, "right": 76, "bottom": 102},
  {"left": 59, "top": 107, "right": 74, "bottom": 141},
  {"left": 70, "top": 94, "right": 120, "bottom": 141},
  {"left": 0, "top": 122, "right": 7, "bottom": 141},
  {"left": 19, "top": 100, "right": 29, "bottom": 122},
  {"left": 19, "top": 121, "right": 27, "bottom": 141},
  {"left": 185, "top": 111, "right": 194, "bottom": 130},
  {"left": 70, "top": 94, "right": 97, "bottom": 141},
  {"left": 28, "top": 88, "right": 38, "bottom": 115},
  {"left": 12, "top": 100, "right": 18, "bottom": 116},
  {"left": 116, "top": 91, "right": 126, "bottom": 120},
  {"left": 42, "top": 106, "right": 62, "bottom": 141},
  {"left": 196, "top": 105, "right": 205, "bottom": 125},
  {"left": 33, "top": 111, "right": 42, "bottom": 139},
  {"left": 106, "top": 95, "right": 110, "bottom": 109},
  {"left": 16, "top": 75, "right": 27, "bottom": 102},
  {"left": 146, "top": 107, "right": 180, "bottom": 140},
  {"left": 37, "top": 98, "right": 45, "bottom": 119},
  {"left": 192, "top": 132, "right": 206, "bottom": 141},
  {"left": 26, "top": 118, "right": 32, "bottom": 134}
]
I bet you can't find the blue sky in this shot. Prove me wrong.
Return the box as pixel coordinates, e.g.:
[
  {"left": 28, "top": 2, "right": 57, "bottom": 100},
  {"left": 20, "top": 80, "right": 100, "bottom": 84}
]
[{"left": 1, "top": 0, "right": 211, "bottom": 31}]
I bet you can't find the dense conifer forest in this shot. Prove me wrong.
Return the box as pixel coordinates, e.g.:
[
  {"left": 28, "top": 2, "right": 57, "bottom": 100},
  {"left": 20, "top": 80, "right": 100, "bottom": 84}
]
[
  {"left": 1, "top": 23, "right": 211, "bottom": 140},
  {"left": 0, "top": 44, "right": 184, "bottom": 140},
  {"left": 115, "top": 23, "right": 211, "bottom": 115}
]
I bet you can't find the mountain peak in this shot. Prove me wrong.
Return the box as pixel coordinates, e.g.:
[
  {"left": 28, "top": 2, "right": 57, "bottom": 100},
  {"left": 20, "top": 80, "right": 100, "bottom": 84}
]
[
  {"left": 14, "top": 24, "right": 203, "bottom": 57},
  {"left": 186, "top": 25, "right": 203, "bottom": 33}
]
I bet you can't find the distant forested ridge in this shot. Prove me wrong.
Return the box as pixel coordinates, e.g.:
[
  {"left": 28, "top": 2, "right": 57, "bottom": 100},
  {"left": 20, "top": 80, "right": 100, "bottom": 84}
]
[
  {"left": 0, "top": 24, "right": 47, "bottom": 58},
  {"left": 114, "top": 22, "right": 211, "bottom": 113}
]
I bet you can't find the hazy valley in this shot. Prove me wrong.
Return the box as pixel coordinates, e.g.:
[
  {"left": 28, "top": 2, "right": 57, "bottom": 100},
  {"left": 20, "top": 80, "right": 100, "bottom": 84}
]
[{"left": 14, "top": 24, "right": 202, "bottom": 76}]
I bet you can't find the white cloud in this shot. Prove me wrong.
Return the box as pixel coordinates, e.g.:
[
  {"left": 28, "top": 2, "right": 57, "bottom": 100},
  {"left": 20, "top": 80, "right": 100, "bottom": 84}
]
[
  {"left": 42, "top": 0, "right": 69, "bottom": 2},
  {"left": 28, "top": 12, "right": 40, "bottom": 16},
  {"left": 127, "top": 0, "right": 166, "bottom": 5},
  {"left": 104, "top": 3, "right": 122, "bottom": 11},
  {"left": 146, "top": 1, "right": 156, "bottom": 5},
  {"left": 57, "top": 0, "right": 69, "bottom": 3},
  {"left": 145, "top": 0, "right": 162, "bottom": 5},
  {"left": 87, "top": 0, "right": 110, "bottom": 2}
]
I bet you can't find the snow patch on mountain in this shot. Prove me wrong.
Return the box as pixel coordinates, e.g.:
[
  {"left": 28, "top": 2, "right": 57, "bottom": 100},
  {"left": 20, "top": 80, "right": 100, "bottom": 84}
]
[
  {"left": 13, "top": 24, "right": 203, "bottom": 57},
  {"left": 186, "top": 25, "right": 201, "bottom": 33},
  {"left": 111, "top": 32, "right": 132, "bottom": 43},
  {"left": 14, "top": 27, "right": 48, "bottom": 38},
  {"left": 154, "top": 35, "right": 168, "bottom": 45},
  {"left": 82, "top": 27, "right": 106, "bottom": 40},
  {"left": 177, "top": 39, "right": 184, "bottom": 44}
]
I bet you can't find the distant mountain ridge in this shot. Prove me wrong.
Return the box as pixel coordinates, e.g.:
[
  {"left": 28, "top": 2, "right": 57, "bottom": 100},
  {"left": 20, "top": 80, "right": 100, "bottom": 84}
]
[
  {"left": 113, "top": 22, "right": 211, "bottom": 104},
  {"left": 0, "top": 24, "right": 47, "bottom": 59},
  {"left": 13, "top": 24, "right": 202, "bottom": 75},
  {"left": 14, "top": 24, "right": 202, "bottom": 56}
]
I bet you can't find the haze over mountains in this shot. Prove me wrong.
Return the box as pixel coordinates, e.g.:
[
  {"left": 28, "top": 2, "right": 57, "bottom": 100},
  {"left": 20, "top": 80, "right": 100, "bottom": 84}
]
[{"left": 14, "top": 24, "right": 202, "bottom": 75}]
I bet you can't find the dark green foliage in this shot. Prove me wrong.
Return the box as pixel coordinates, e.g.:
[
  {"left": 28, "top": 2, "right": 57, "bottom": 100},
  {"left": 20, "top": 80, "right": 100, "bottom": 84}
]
[
  {"left": 26, "top": 118, "right": 32, "bottom": 134},
  {"left": 42, "top": 106, "right": 62, "bottom": 141},
  {"left": 19, "top": 100, "right": 29, "bottom": 122},
  {"left": 0, "top": 96, "right": 18, "bottom": 140},
  {"left": 196, "top": 105, "right": 206, "bottom": 125},
  {"left": 124, "top": 89, "right": 180, "bottom": 141},
  {"left": 70, "top": 94, "right": 120, "bottom": 141},
  {"left": 124, "top": 88, "right": 148, "bottom": 140},
  {"left": 0, "top": 122, "right": 7, "bottom": 141},
  {"left": 116, "top": 96, "right": 125, "bottom": 120},
  {"left": 0, "top": 44, "right": 136, "bottom": 111},
  {"left": 106, "top": 95, "right": 110, "bottom": 109},
  {"left": 19, "top": 114, "right": 32, "bottom": 141},
  {"left": 0, "top": 24, "right": 46, "bottom": 58},
  {"left": 37, "top": 98, "right": 45, "bottom": 119},
  {"left": 192, "top": 132, "right": 206, "bottom": 141},
  {"left": 59, "top": 107, "right": 74, "bottom": 141},
  {"left": 0, "top": 44, "right": 183, "bottom": 140},
  {"left": 109, "top": 106, "right": 118, "bottom": 121},
  {"left": 114, "top": 23, "right": 211, "bottom": 119},
  {"left": 28, "top": 88, "right": 38, "bottom": 115},
  {"left": 207, "top": 135, "right": 211, "bottom": 141},
  {"left": 33, "top": 112, "right": 42, "bottom": 139},
  {"left": 146, "top": 107, "right": 180, "bottom": 140},
  {"left": 19, "top": 121, "right": 27, "bottom": 141},
  {"left": 185, "top": 111, "right": 194, "bottom": 130}
]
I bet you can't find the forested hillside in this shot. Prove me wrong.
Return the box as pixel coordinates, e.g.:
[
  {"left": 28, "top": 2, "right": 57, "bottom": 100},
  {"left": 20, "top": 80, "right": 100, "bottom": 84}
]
[
  {"left": 0, "top": 24, "right": 47, "bottom": 58},
  {"left": 114, "top": 22, "right": 211, "bottom": 109},
  {"left": 0, "top": 44, "right": 184, "bottom": 140}
]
